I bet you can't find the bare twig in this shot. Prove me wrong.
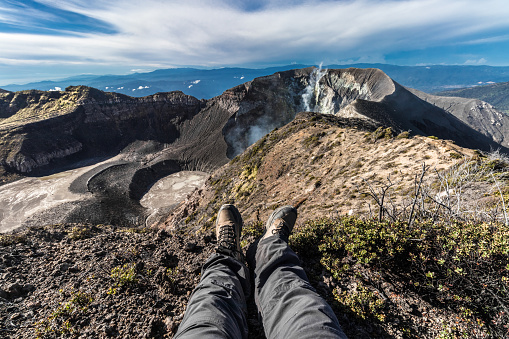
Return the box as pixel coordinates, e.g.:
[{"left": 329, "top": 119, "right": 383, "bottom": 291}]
[
  {"left": 408, "top": 163, "right": 428, "bottom": 228},
  {"left": 492, "top": 172, "right": 508, "bottom": 225},
  {"left": 360, "top": 176, "right": 399, "bottom": 222}
]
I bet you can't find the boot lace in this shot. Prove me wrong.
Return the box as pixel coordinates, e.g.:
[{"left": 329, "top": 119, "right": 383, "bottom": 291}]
[
  {"left": 218, "top": 223, "right": 237, "bottom": 251},
  {"left": 271, "top": 219, "right": 290, "bottom": 238}
]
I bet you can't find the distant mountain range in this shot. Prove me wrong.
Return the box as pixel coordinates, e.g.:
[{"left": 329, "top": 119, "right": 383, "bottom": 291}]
[
  {"left": 3, "top": 64, "right": 509, "bottom": 99},
  {"left": 437, "top": 81, "right": 509, "bottom": 114}
]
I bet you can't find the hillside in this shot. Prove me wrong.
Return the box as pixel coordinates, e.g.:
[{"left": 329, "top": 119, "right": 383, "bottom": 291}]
[
  {"left": 1, "top": 112, "right": 508, "bottom": 338},
  {"left": 1, "top": 67, "right": 509, "bottom": 231},
  {"left": 437, "top": 81, "right": 509, "bottom": 114},
  {"left": 2, "top": 67, "right": 507, "bottom": 178},
  {"left": 161, "top": 111, "right": 486, "bottom": 230}
]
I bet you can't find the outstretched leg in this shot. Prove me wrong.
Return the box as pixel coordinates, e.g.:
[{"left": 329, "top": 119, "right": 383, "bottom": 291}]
[
  {"left": 174, "top": 205, "right": 250, "bottom": 339},
  {"left": 252, "top": 206, "right": 347, "bottom": 339}
]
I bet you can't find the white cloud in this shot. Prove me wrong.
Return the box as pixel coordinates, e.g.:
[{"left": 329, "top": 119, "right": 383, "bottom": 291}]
[
  {"left": 188, "top": 79, "right": 201, "bottom": 88},
  {"left": 464, "top": 58, "right": 488, "bottom": 65},
  {"left": 1, "top": 0, "right": 509, "bottom": 82}
]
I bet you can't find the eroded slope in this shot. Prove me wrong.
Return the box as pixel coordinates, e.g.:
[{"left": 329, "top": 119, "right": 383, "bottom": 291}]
[{"left": 161, "top": 112, "right": 479, "bottom": 230}]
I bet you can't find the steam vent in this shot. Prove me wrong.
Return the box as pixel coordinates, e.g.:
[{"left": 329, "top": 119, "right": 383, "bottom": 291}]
[{"left": 1, "top": 67, "right": 509, "bottom": 338}]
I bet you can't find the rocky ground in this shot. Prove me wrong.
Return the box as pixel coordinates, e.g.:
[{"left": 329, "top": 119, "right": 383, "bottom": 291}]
[
  {"left": 0, "top": 217, "right": 345, "bottom": 339},
  {"left": 1, "top": 110, "right": 508, "bottom": 338},
  {"left": 2, "top": 216, "right": 506, "bottom": 338},
  {"left": 0, "top": 223, "right": 215, "bottom": 338}
]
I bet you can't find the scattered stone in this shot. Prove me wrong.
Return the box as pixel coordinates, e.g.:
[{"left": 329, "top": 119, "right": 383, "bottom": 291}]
[
  {"left": 7, "top": 283, "right": 22, "bottom": 297},
  {"left": 22, "top": 284, "right": 35, "bottom": 294},
  {"left": 10, "top": 312, "right": 22, "bottom": 320},
  {"left": 104, "top": 325, "right": 116, "bottom": 336},
  {"left": 156, "top": 229, "right": 169, "bottom": 241},
  {"left": 0, "top": 223, "right": 214, "bottom": 338},
  {"left": 184, "top": 242, "right": 196, "bottom": 252},
  {"left": 26, "top": 301, "right": 41, "bottom": 309}
]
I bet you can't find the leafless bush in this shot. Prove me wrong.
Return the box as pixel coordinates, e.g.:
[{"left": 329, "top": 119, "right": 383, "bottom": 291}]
[
  {"left": 358, "top": 159, "right": 509, "bottom": 225},
  {"left": 487, "top": 148, "right": 509, "bottom": 165}
]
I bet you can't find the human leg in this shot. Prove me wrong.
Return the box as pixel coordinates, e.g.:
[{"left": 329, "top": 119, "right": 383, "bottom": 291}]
[
  {"left": 174, "top": 253, "right": 250, "bottom": 339},
  {"left": 252, "top": 206, "right": 347, "bottom": 339},
  {"left": 174, "top": 205, "right": 250, "bottom": 339}
]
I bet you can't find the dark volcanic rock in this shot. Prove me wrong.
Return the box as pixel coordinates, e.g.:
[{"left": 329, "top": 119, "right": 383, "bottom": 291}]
[
  {"left": 1, "top": 67, "right": 509, "bottom": 229},
  {"left": 0, "top": 87, "right": 204, "bottom": 174},
  {"left": 2, "top": 68, "right": 508, "bottom": 178},
  {"left": 0, "top": 224, "right": 213, "bottom": 338}
]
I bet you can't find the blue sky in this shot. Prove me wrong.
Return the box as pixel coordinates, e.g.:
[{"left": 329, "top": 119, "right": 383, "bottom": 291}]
[{"left": 1, "top": 0, "right": 509, "bottom": 85}]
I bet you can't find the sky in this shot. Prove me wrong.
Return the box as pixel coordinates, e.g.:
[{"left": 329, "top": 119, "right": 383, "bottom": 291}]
[{"left": 1, "top": 0, "right": 509, "bottom": 85}]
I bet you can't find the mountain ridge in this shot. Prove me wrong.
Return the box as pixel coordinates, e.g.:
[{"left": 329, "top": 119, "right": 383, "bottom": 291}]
[
  {"left": 1, "top": 67, "right": 508, "bottom": 230},
  {"left": 162, "top": 111, "right": 481, "bottom": 229},
  {"left": 3, "top": 64, "right": 509, "bottom": 99},
  {"left": 437, "top": 80, "right": 509, "bottom": 114}
]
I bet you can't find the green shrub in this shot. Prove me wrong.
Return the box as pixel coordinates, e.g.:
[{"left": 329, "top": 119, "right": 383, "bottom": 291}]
[
  {"left": 396, "top": 131, "right": 410, "bottom": 139},
  {"left": 36, "top": 290, "right": 93, "bottom": 337},
  {"left": 240, "top": 221, "right": 265, "bottom": 248},
  {"left": 334, "top": 283, "right": 387, "bottom": 322},
  {"left": 110, "top": 263, "right": 138, "bottom": 288},
  {"left": 303, "top": 132, "right": 327, "bottom": 148},
  {"left": 290, "top": 216, "right": 509, "bottom": 335},
  {"left": 0, "top": 234, "right": 26, "bottom": 246},
  {"left": 68, "top": 226, "right": 92, "bottom": 240},
  {"left": 372, "top": 127, "right": 394, "bottom": 140},
  {"left": 449, "top": 152, "right": 463, "bottom": 159}
]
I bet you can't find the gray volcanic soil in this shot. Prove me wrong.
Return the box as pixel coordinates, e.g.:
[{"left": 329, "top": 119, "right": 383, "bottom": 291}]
[
  {"left": 2, "top": 66, "right": 509, "bottom": 234},
  {"left": 0, "top": 224, "right": 217, "bottom": 338},
  {"left": 0, "top": 156, "right": 207, "bottom": 233},
  {"left": 141, "top": 171, "right": 209, "bottom": 227},
  {"left": 0, "top": 158, "right": 116, "bottom": 233}
]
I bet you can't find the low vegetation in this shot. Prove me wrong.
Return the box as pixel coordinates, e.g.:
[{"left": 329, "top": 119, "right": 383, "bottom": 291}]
[
  {"left": 285, "top": 150, "right": 509, "bottom": 337},
  {"left": 35, "top": 289, "right": 93, "bottom": 337},
  {"left": 290, "top": 216, "right": 509, "bottom": 337}
]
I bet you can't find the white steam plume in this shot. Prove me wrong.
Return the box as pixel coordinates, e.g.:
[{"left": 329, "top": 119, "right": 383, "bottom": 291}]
[{"left": 301, "top": 63, "right": 327, "bottom": 112}]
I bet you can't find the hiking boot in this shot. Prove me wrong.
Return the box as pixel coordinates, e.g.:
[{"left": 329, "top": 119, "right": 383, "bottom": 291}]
[
  {"left": 215, "top": 204, "right": 243, "bottom": 261},
  {"left": 262, "top": 206, "right": 298, "bottom": 241}
]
